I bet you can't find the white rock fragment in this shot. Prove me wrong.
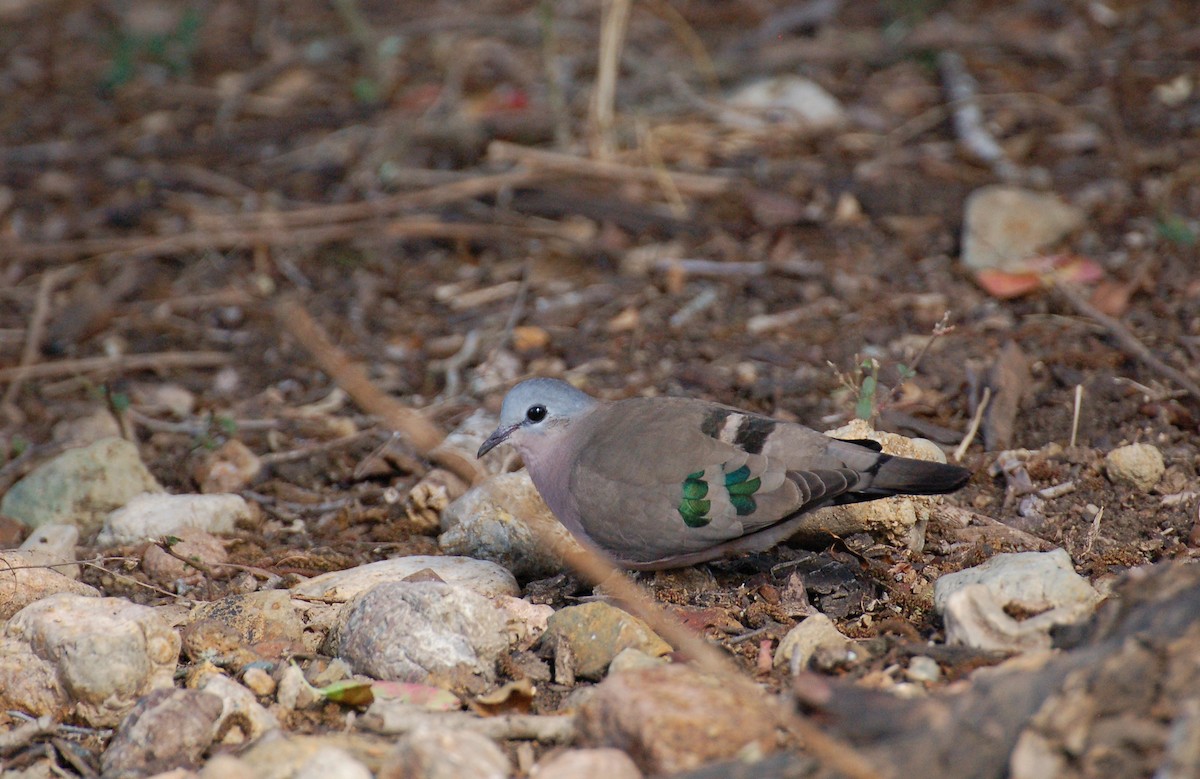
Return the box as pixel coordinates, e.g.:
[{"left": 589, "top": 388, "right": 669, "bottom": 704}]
[
  {"left": 98, "top": 492, "right": 252, "bottom": 546},
  {"left": 0, "top": 593, "right": 180, "bottom": 726},
  {"left": 723, "top": 75, "right": 847, "bottom": 132},
  {"left": 961, "top": 185, "right": 1083, "bottom": 272},
  {"left": 1105, "top": 443, "right": 1165, "bottom": 493},
  {"left": 0, "top": 437, "right": 164, "bottom": 533},
  {"left": 775, "top": 613, "right": 854, "bottom": 675},
  {"left": 439, "top": 470, "right": 581, "bottom": 579},
  {"left": 934, "top": 549, "right": 1102, "bottom": 651}
]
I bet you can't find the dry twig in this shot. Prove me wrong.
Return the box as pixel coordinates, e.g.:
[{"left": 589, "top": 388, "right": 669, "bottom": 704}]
[
  {"left": 273, "top": 296, "right": 483, "bottom": 485},
  {"left": 488, "top": 140, "right": 732, "bottom": 196},
  {"left": 0, "top": 351, "right": 230, "bottom": 384},
  {"left": 938, "top": 51, "right": 1021, "bottom": 182},
  {"left": 1, "top": 267, "right": 72, "bottom": 407},
  {"left": 540, "top": 531, "right": 884, "bottom": 779},
  {"left": 1057, "top": 283, "right": 1200, "bottom": 403}
]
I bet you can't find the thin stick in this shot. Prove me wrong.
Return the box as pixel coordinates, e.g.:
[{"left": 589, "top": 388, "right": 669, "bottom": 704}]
[
  {"left": 1057, "top": 283, "right": 1200, "bottom": 403},
  {"left": 544, "top": 533, "right": 883, "bottom": 779},
  {"left": 0, "top": 351, "right": 230, "bottom": 383},
  {"left": 1070, "top": 384, "right": 1083, "bottom": 448},
  {"left": 273, "top": 296, "right": 483, "bottom": 485},
  {"left": 589, "top": 0, "right": 632, "bottom": 158},
  {"left": 954, "top": 386, "right": 991, "bottom": 461},
  {"left": 1, "top": 267, "right": 71, "bottom": 406},
  {"left": 488, "top": 140, "right": 732, "bottom": 196},
  {"left": 937, "top": 51, "right": 1020, "bottom": 181},
  {"left": 0, "top": 217, "right": 574, "bottom": 265},
  {"left": 195, "top": 169, "right": 538, "bottom": 232}
]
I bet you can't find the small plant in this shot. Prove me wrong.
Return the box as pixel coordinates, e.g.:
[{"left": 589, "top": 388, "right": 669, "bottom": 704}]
[{"left": 831, "top": 313, "right": 954, "bottom": 422}]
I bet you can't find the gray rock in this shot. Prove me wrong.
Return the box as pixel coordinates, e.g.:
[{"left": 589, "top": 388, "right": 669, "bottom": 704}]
[
  {"left": 0, "top": 437, "right": 163, "bottom": 533},
  {"left": 577, "top": 664, "right": 780, "bottom": 775},
  {"left": 192, "top": 670, "right": 281, "bottom": 743},
  {"left": 532, "top": 748, "right": 642, "bottom": 779},
  {"left": 439, "top": 471, "right": 581, "bottom": 580},
  {"left": 101, "top": 688, "right": 224, "bottom": 777},
  {"left": 221, "top": 735, "right": 373, "bottom": 779},
  {"left": 933, "top": 549, "right": 1099, "bottom": 614},
  {"left": 335, "top": 582, "right": 509, "bottom": 690},
  {"left": 905, "top": 655, "right": 942, "bottom": 684},
  {"left": 934, "top": 549, "right": 1102, "bottom": 651},
  {"left": 723, "top": 75, "right": 846, "bottom": 132},
  {"left": 379, "top": 726, "right": 511, "bottom": 779}
]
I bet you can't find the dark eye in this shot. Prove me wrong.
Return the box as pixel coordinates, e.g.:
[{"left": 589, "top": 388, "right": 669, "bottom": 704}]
[{"left": 525, "top": 404, "right": 547, "bottom": 423}]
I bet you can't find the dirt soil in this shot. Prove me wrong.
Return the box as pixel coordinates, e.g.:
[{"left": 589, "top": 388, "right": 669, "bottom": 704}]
[{"left": 1, "top": 0, "right": 1198, "bottom": 776}]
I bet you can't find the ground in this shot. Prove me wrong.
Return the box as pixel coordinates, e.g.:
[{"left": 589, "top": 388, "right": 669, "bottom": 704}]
[{"left": 1, "top": 0, "right": 1198, "bottom": 776}]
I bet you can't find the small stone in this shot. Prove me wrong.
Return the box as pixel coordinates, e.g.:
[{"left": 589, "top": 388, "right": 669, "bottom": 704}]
[
  {"left": 181, "top": 590, "right": 306, "bottom": 670},
  {"left": 242, "top": 667, "right": 276, "bottom": 697},
  {"left": 577, "top": 664, "right": 780, "bottom": 775},
  {"left": 533, "top": 748, "right": 643, "bottom": 779},
  {"left": 189, "top": 670, "right": 280, "bottom": 744},
  {"left": 723, "top": 75, "right": 846, "bottom": 132},
  {"left": 439, "top": 471, "right": 582, "bottom": 580},
  {"left": 0, "top": 437, "right": 164, "bottom": 533},
  {"left": 542, "top": 602, "right": 672, "bottom": 681},
  {"left": 1105, "top": 443, "right": 1165, "bottom": 493},
  {"left": 774, "top": 613, "right": 853, "bottom": 674},
  {"left": 233, "top": 736, "right": 371, "bottom": 779},
  {"left": 101, "top": 688, "right": 224, "bottom": 776},
  {"left": 494, "top": 595, "right": 555, "bottom": 651},
  {"left": 141, "top": 527, "right": 229, "bottom": 587},
  {"left": 276, "top": 665, "right": 323, "bottom": 711},
  {"left": 608, "top": 648, "right": 668, "bottom": 675},
  {"left": 378, "top": 726, "right": 511, "bottom": 779},
  {"left": 335, "top": 582, "right": 509, "bottom": 691},
  {"left": 194, "top": 439, "right": 262, "bottom": 494},
  {"left": 51, "top": 408, "right": 122, "bottom": 448},
  {"left": 98, "top": 492, "right": 252, "bottom": 546},
  {"left": 905, "top": 655, "right": 942, "bottom": 684},
  {"left": 961, "top": 186, "right": 1084, "bottom": 272}
]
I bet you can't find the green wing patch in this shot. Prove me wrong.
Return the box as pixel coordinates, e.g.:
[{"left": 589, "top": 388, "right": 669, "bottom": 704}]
[{"left": 678, "top": 471, "right": 712, "bottom": 527}]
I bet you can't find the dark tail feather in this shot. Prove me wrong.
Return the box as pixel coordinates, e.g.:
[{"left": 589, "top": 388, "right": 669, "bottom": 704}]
[{"left": 854, "top": 454, "right": 971, "bottom": 499}]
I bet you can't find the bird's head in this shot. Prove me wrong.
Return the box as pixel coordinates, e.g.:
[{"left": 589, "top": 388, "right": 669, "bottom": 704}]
[{"left": 477, "top": 378, "right": 597, "bottom": 458}]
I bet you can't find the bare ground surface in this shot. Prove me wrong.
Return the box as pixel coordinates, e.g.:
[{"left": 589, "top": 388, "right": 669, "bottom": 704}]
[{"left": 1, "top": 0, "right": 1199, "bottom": 776}]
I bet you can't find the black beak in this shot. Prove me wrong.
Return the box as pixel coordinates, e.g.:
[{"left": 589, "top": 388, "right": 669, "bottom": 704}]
[{"left": 477, "top": 423, "right": 519, "bottom": 458}]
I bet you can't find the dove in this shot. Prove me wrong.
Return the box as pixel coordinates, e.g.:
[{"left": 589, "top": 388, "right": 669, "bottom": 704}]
[{"left": 477, "top": 378, "right": 971, "bottom": 570}]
